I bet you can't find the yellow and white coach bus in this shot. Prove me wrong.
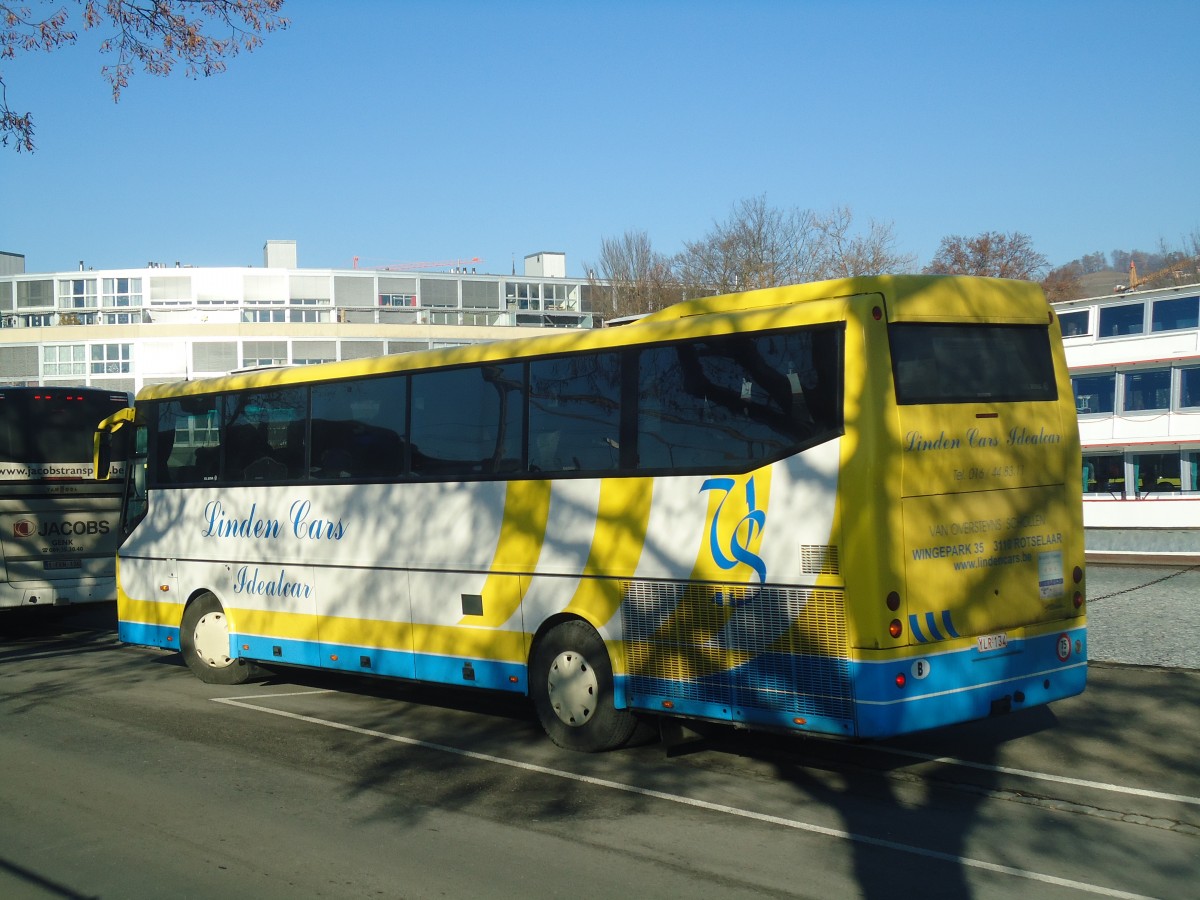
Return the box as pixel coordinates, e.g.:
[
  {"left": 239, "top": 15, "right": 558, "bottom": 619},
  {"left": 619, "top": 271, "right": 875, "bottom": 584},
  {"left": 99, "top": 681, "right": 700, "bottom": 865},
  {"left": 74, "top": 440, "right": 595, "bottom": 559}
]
[{"left": 96, "top": 274, "right": 1087, "bottom": 750}]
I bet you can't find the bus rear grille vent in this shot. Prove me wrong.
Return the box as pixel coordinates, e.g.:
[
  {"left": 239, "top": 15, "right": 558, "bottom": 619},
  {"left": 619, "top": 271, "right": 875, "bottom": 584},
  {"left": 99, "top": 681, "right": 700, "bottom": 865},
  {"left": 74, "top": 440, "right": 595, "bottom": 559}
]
[
  {"left": 621, "top": 580, "right": 854, "bottom": 720},
  {"left": 800, "top": 544, "right": 840, "bottom": 575}
]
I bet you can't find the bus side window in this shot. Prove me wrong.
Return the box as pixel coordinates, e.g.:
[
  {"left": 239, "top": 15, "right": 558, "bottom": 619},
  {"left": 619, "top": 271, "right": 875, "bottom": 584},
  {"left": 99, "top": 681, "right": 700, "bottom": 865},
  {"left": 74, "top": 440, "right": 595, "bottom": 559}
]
[
  {"left": 410, "top": 364, "right": 523, "bottom": 479},
  {"left": 222, "top": 387, "right": 307, "bottom": 484},
  {"left": 633, "top": 327, "right": 843, "bottom": 473},
  {"left": 528, "top": 351, "right": 621, "bottom": 474},
  {"left": 311, "top": 375, "right": 408, "bottom": 480}
]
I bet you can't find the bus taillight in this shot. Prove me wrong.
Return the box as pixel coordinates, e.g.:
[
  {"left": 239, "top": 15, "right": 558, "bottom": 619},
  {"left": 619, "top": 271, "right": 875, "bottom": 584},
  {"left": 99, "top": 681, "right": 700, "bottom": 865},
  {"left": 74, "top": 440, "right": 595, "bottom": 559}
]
[
  {"left": 888, "top": 619, "right": 903, "bottom": 639},
  {"left": 1073, "top": 591, "right": 1084, "bottom": 609},
  {"left": 886, "top": 591, "right": 900, "bottom": 611}
]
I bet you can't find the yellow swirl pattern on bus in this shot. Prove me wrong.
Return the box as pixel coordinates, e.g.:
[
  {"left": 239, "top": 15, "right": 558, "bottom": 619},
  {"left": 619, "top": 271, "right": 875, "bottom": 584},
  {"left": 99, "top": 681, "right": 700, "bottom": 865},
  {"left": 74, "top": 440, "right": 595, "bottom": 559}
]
[
  {"left": 563, "top": 477, "right": 654, "bottom": 626},
  {"left": 467, "top": 478, "right": 553, "bottom": 627}
]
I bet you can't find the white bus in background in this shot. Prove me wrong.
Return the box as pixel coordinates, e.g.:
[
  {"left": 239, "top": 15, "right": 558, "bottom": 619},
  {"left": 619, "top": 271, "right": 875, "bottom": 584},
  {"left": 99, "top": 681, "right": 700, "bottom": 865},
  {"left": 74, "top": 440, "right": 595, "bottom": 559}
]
[{"left": 0, "top": 386, "right": 131, "bottom": 609}]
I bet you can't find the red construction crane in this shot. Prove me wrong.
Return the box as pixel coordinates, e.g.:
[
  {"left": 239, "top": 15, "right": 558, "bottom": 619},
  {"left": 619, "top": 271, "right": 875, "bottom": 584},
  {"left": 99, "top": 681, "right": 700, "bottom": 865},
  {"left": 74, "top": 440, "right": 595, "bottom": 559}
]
[{"left": 352, "top": 256, "right": 483, "bottom": 271}]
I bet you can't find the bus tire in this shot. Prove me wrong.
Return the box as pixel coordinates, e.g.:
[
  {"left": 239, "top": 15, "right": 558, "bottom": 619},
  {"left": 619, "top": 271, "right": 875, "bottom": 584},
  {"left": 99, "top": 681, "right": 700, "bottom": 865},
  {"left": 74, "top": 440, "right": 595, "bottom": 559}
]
[
  {"left": 531, "top": 620, "right": 640, "bottom": 752},
  {"left": 179, "top": 593, "right": 254, "bottom": 685}
]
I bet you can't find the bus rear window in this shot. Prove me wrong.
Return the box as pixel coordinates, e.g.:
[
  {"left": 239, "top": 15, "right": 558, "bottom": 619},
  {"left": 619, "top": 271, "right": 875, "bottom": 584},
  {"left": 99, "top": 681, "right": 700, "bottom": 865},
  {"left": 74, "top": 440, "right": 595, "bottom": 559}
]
[{"left": 890, "top": 323, "right": 1057, "bottom": 405}]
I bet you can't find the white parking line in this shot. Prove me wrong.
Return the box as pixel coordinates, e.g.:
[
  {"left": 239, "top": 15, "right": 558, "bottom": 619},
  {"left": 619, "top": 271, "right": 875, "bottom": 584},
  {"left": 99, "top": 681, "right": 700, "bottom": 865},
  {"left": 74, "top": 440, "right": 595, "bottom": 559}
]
[
  {"left": 214, "top": 691, "right": 1155, "bottom": 900},
  {"left": 875, "top": 746, "right": 1200, "bottom": 808}
]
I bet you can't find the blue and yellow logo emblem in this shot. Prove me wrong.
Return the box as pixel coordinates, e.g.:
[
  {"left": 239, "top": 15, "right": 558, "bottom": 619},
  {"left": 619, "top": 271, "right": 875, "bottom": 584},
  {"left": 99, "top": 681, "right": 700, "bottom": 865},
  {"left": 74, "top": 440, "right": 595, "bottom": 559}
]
[{"left": 696, "top": 471, "right": 770, "bottom": 587}]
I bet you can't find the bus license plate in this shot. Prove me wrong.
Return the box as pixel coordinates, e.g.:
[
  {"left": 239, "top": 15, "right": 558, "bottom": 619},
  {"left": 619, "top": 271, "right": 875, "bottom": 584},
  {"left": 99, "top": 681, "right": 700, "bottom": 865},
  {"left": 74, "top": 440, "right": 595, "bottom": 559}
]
[
  {"left": 977, "top": 632, "right": 1008, "bottom": 653},
  {"left": 44, "top": 559, "right": 82, "bottom": 570}
]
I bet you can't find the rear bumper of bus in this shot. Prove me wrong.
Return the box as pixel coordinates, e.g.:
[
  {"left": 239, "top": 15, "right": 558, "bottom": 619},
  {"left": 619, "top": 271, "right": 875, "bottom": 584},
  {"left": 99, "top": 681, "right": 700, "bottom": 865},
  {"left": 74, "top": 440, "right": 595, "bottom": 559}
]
[
  {"left": 849, "top": 624, "right": 1087, "bottom": 738},
  {"left": 0, "top": 576, "right": 118, "bottom": 609},
  {"left": 618, "top": 623, "right": 1087, "bottom": 740}
]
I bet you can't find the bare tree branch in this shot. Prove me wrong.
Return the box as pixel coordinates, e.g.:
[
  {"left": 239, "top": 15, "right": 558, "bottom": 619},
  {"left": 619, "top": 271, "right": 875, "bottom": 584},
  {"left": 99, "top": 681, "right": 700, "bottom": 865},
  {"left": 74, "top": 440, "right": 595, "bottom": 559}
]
[{"left": 1, "top": 0, "right": 288, "bottom": 151}]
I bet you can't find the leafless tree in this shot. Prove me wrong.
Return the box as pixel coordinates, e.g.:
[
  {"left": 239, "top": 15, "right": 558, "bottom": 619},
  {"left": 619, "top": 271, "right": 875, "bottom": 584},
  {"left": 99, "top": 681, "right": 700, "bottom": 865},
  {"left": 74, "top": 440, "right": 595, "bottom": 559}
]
[
  {"left": 813, "top": 206, "right": 916, "bottom": 278},
  {"left": 595, "top": 198, "right": 920, "bottom": 318},
  {"left": 2, "top": 0, "right": 288, "bottom": 151},
  {"left": 587, "top": 230, "right": 681, "bottom": 320},
  {"left": 674, "top": 195, "right": 824, "bottom": 296},
  {"left": 924, "top": 231, "right": 1050, "bottom": 280}
]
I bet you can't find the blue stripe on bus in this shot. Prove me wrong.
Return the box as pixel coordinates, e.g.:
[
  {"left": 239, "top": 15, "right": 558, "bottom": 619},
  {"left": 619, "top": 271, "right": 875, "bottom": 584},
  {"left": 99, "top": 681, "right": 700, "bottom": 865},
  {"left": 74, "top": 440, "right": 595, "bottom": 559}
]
[
  {"left": 908, "top": 614, "right": 927, "bottom": 642},
  {"left": 618, "top": 684, "right": 857, "bottom": 737},
  {"left": 924, "top": 612, "right": 944, "bottom": 641},
  {"left": 232, "top": 632, "right": 527, "bottom": 693},
  {"left": 941, "top": 610, "right": 960, "bottom": 638},
  {"left": 118, "top": 619, "right": 179, "bottom": 649},
  {"left": 623, "top": 652, "right": 857, "bottom": 735}
]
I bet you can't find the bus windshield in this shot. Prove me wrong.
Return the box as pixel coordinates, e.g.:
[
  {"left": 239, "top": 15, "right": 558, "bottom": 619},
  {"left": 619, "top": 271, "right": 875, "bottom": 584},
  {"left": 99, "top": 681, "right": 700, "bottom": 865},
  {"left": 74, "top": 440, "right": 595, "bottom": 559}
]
[
  {"left": 0, "top": 387, "right": 131, "bottom": 610},
  {"left": 0, "top": 388, "right": 130, "bottom": 475}
]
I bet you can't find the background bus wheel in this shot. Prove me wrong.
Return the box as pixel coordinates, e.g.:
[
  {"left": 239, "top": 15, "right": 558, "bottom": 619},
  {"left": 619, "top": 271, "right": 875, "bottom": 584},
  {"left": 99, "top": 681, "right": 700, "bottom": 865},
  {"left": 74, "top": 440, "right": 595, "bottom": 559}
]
[
  {"left": 531, "top": 620, "right": 641, "bottom": 752},
  {"left": 179, "top": 593, "right": 254, "bottom": 685}
]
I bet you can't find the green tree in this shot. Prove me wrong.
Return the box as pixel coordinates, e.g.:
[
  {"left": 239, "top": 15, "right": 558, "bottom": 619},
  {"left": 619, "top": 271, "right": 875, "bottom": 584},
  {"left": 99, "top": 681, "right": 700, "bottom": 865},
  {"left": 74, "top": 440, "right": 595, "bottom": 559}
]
[{"left": 2, "top": 0, "right": 288, "bottom": 152}]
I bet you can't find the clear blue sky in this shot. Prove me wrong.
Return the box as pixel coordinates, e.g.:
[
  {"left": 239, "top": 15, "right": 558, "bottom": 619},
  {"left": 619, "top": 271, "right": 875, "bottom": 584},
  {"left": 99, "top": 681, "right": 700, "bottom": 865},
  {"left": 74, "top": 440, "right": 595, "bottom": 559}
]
[{"left": 2, "top": 0, "right": 1197, "bottom": 278}]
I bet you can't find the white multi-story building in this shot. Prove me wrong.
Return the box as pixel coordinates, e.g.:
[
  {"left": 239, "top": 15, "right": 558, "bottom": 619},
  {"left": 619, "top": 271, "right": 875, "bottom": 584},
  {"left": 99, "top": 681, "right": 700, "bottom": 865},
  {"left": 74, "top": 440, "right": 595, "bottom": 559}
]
[
  {"left": 1055, "top": 280, "right": 1200, "bottom": 561},
  {"left": 0, "top": 242, "right": 607, "bottom": 394}
]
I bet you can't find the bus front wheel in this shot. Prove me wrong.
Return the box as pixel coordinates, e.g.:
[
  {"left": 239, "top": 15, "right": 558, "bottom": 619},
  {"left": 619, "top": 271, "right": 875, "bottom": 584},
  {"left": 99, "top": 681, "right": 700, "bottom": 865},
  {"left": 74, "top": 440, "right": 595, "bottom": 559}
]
[
  {"left": 531, "top": 620, "right": 640, "bottom": 752},
  {"left": 180, "top": 593, "right": 254, "bottom": 685}
]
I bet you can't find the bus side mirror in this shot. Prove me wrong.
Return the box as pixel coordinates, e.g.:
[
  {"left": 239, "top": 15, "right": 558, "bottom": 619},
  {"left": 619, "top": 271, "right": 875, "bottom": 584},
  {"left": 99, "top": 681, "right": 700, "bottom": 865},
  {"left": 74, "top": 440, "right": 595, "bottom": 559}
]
[
  {"left": 95, "top": 433, "right": 112, "bottom": 481},
  {"left": 94, "top": 408, "right": 137, "bottom": 481}
]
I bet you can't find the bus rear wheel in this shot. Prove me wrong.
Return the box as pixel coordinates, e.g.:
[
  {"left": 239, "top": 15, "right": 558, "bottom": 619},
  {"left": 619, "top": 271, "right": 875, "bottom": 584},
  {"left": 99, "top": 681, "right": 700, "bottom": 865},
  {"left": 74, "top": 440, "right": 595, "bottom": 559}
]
[
  {"left": 531, "top": 620, "right": 641, "bottom": 752},
  {"left": 180, "top": 593, "right": 254, "bottom": 685}
]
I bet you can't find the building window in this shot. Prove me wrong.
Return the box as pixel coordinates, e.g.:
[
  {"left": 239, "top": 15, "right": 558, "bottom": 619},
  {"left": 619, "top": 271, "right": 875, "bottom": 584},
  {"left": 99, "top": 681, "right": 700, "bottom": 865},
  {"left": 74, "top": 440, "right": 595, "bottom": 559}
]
[
  {"left": 91, "top": 343, "right": 131, "bottom": 374},
  {"left": 288, "top": 299, "right": 326, "bottom": 323},
  {"left": 58, "top": 279, "right": 97, "bottom": 309},
  {"left": 245, "top": 308, "right": 287, "bottom": 323},
  {"left": 1151, "top": 296, "right": 1199, "bottom": 332},
  {"left": 1122, "top": 369, "right": 1171, "bottom": 412},
  {"left": 1071, "top": 373, "right": 1115, "bottom": 414},
  {"left": 506, "top": 281, "right": 539, "bottom": 310},
  {"left": 103, "top": 311, "right": 143, "bottom": 326},
  {"left": 380, "top": 293, "right": 417, "bottom": 307},
  {"left": 419, "top": 278, "right": 459, "bottom": 308},
  {"left": 1180, "top": 367, "right": 1200, "bottom": 408},
  {"left": 44, "top": 344, "right": 86, "bottom": 376},
  {"left": 102, "top": 277, "right": 142, "bottom": 308},
  {"left": 1058, "top": 310, "right": 1089, "bottom": 337},
  {"left": 57, "top": 312, "right": 96, "bottom": 325},
  {"left": 461, "top": 280, "right": 500, "bottom": 309},
  {"left": 242, "top": 341, "right": 286, "bottom": 368},
  {"left": 1132, "top": 451, "right": 1181, "bottom": 495},
  {"left": 1082, "top": 454, "right": 1125, "bottom": 495},
  {"left": 1097, "top": 303, "right": 1144, "bottom": 338},
  {"left": 16, "top": 280, "right": 53, "bottom": 309},
  {"left": 1184, "top": 451, "right": 1200, "bottom": 493}
]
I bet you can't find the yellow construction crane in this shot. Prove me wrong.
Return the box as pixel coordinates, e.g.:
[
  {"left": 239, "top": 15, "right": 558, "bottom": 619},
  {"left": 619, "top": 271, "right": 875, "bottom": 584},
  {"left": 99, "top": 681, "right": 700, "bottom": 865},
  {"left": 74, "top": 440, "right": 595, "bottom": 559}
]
[{"left": 1119, "top": 256, "right": 1200, "bottom": 292}]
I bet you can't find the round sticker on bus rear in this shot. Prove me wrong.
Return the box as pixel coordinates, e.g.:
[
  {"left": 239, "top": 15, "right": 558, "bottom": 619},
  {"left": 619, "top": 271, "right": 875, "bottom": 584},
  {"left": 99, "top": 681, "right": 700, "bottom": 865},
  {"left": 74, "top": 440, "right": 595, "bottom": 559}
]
[
  {"left": 1056, "top": 633, "right": 1071, "bottom": 661},
  {"left": 910, "top": 659, "right": 931, "bottom": 680}
]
